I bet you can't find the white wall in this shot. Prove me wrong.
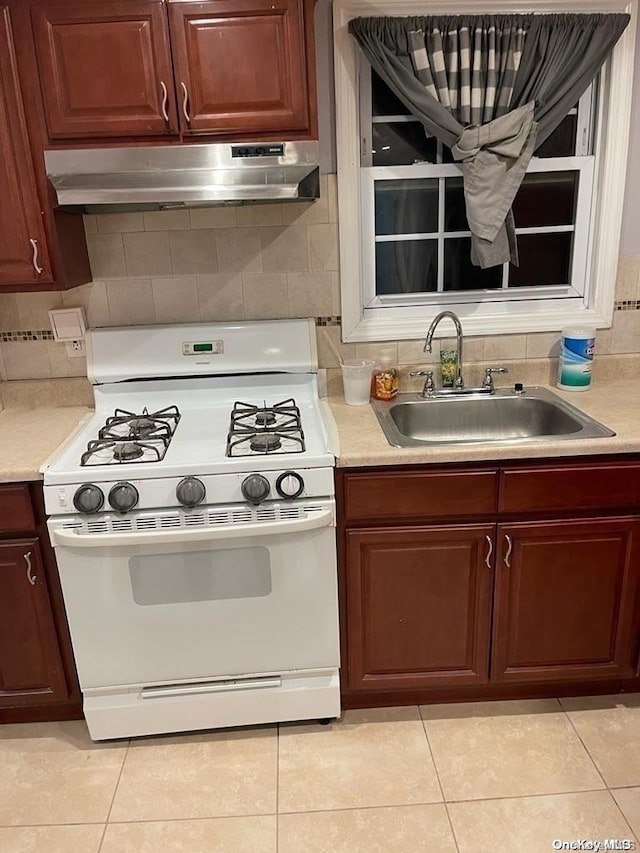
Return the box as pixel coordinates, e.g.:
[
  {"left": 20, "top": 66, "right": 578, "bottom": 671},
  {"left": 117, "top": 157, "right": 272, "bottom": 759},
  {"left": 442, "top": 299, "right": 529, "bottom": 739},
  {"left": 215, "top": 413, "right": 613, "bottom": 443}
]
[{"left": 620, "top": 15, "right": 640, "bottom": 256}]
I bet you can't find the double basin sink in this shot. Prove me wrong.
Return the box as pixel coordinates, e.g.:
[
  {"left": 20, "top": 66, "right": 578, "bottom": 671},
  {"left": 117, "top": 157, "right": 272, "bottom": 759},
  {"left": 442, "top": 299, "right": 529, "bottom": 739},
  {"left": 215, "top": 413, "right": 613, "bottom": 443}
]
[{"left": 371, "top": 386, "right": 615, "bottom": 447}]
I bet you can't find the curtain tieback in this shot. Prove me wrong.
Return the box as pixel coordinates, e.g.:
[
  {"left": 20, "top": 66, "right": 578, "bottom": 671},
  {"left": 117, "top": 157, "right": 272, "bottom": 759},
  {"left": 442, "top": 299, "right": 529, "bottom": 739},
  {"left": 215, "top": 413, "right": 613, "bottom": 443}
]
[{"left": 448, "top": 102, "right": 538, "bottom": 268}]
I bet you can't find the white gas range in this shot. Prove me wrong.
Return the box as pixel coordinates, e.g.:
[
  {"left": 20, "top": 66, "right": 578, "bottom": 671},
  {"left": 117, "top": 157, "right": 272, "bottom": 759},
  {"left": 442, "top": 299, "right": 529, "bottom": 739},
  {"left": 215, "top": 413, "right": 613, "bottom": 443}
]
[{"left": 44, "top": 319, "right": 340, "bottom": 741}]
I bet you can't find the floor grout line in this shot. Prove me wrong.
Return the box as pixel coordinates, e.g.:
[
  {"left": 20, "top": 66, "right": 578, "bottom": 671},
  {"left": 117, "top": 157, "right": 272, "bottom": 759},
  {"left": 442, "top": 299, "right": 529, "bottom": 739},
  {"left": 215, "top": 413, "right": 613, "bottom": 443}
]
[
  {"left": 561, "top": 701, "right": 610, "bottom": 790},
  {"left": 607, "top": 789, "right": 640, "bottom": 846},
  {"left": 98, "top": 738, "right": 130, "bottom": 851},
  {"left": 276, "top": 723, "right": 280, "bottom": 853},
  {"left": 419, "top": 704, "right": 461, "bottom": 853}
]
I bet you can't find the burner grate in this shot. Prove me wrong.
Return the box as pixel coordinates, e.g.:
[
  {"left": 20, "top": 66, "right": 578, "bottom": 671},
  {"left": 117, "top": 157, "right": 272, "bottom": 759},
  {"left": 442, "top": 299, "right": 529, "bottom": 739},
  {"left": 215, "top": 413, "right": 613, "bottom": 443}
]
[
  {"left": 226, "top": 398, "right": 305, "bottom": 457},
  {"left": 80, "top": 405, "right": 181, "bottom": 466}
]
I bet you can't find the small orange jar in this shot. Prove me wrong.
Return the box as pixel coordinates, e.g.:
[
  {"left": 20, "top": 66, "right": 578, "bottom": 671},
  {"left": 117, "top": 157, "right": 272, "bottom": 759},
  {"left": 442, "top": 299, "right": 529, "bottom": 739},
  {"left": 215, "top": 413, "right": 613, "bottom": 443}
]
[{"left": 371, "top": 350, "right": 399, "bottom": 400}]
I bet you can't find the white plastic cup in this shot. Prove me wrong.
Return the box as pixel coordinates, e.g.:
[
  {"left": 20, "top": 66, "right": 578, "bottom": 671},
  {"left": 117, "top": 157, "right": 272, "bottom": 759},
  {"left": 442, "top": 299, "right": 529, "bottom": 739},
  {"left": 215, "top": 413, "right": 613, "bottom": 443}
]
[{"left": 341, "top": 358, "right": 374, "bottom": 405}]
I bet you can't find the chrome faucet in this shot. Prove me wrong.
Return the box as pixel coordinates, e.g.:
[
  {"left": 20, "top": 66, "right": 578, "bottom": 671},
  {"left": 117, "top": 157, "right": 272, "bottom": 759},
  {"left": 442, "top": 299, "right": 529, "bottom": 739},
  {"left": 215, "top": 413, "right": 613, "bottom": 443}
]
[{"left": 424, "top": 311, "right": 464, "bottom": 389}]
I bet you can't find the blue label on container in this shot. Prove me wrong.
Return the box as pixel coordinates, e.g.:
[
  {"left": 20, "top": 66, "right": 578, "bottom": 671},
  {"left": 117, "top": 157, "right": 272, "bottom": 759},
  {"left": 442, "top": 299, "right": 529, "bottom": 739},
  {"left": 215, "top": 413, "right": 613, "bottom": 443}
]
[{"left": 558, "top": 336, "right": 594, "bottom": 388}]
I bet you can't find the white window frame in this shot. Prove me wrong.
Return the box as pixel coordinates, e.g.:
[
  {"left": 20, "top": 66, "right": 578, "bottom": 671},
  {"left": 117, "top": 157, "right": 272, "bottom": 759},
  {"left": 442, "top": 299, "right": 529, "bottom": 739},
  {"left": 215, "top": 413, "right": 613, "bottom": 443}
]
[{"left": 333, "top": 0, "right": 638, "bottom": 342}]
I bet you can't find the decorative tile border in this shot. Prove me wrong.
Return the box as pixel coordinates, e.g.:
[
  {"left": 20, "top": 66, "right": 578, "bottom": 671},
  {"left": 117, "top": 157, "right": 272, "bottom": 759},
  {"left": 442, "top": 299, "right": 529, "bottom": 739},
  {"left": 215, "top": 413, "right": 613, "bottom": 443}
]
[
  {"left": 315, "top": 316, "right": 341, "bottom": 327},
  {"left": 615, "top": 300, "right": 640, "bottom": 311},
  {"left": 1, "top": 330, "right": 55, "bottom": 342}
]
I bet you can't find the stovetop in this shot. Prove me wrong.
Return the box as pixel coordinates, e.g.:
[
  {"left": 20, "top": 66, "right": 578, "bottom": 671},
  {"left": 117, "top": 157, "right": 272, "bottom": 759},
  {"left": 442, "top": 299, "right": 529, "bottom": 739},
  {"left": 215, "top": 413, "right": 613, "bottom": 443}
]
[{"left": 44, "top": 373, "right": 333, "bottom": 487}]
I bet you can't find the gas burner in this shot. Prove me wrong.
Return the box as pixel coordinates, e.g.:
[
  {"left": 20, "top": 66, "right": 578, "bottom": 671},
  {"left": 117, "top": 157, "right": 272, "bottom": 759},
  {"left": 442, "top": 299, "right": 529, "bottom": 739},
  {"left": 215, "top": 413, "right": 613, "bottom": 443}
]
[
  {"left": 80, "top": 437, "right": 169, "bottom": 467},
  {"left": 113, "top": 442, "right": 145, "bottom": 462},
  {"left": 101, "top": 406, "right": 181, "bottom": 442},
  {"left": 84, "top": 405, "right": 180, "bottom": 466},
  {"left": 250, "top": 434, "right": 282, "bottom": 453},
  {"left": 226, "top": 398, "right": 306, "bottom": 457},
  {"left": 255, "top": 411, "right": 277, "bottom": 427}
]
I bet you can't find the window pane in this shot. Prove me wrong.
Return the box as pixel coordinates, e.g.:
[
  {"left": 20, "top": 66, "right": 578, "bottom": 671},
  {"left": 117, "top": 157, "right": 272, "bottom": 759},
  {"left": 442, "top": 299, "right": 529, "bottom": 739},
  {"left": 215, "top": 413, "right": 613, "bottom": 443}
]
[
  {"left": 509, "top": 234, "right": 572, "bottom": 286},
  {"left": 376, "top": 240, "right": 437, "bottom": 294},
  {"left": 444, "top": 238, "right": 503, "bottom": 291},
  {"left": 372, "top": 123, "right": 437, "bottom": 166},
  {"left": 535, "top": 115, "right": 577, "bottom": 158},
  {"left": 444, "top": 177, "right": 468, "bottom": 231},
  {"left": 371, "top": 69, "right": 410, "bottom": 116},
  {"left": 513, "top": 172, "right": 578, "bottom": 227},
  {"left": 375, "top": 179, "right": 439, "bottom": 236}
]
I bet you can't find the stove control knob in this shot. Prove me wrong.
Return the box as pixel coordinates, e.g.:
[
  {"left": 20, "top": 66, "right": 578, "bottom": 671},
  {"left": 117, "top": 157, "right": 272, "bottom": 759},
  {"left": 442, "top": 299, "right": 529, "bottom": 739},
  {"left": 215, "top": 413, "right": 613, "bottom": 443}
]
[
  {"left": 276, "top": 471, "right": 305, "bottom": 500},
  {"left": 176, "top": 476, "right": 206, "bottom": 508},
  {"left": 241, "top": 474, "right": 270, "bottom": 506},
  {"left": 108, "top": 482, "right": 139, "bottom": 514},
  {"left": 73, "top": 483, "right": 104, "bottom": 515}
]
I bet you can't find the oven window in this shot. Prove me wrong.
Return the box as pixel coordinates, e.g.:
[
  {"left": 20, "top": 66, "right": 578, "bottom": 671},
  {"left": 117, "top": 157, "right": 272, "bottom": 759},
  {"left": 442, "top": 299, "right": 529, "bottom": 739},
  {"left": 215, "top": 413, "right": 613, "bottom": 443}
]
[{"left": 129, "top": 547, "right": 272, "bottom": 606}]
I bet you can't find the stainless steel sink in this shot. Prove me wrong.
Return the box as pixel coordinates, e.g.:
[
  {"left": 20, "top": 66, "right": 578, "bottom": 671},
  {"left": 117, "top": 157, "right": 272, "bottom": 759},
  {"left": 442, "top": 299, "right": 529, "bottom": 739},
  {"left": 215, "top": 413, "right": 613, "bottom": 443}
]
[{"left": 371, "top": 386, "right": 615, "bottom": 447}]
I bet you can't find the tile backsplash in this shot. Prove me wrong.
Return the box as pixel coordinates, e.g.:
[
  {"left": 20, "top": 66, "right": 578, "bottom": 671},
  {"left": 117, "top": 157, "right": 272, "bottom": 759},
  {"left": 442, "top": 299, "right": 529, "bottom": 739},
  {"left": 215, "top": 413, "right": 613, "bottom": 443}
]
[{"left": 0, "top": 172, "right": 639, "bottom": 381}]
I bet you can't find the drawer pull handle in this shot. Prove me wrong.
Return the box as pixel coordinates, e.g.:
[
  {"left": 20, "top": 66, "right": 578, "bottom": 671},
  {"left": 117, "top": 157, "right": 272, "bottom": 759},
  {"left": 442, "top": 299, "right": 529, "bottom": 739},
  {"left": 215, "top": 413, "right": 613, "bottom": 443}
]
[
  {"left": 160, "top": 81, "right": 169, "bottom": 122},
  {"left": 484, "top": 534, "right": 493, "bottom": 568},
  {"left": 29, "top": 239, "right": 43, "bottom": 275},
  {"left": 180, "top": 82, "right": 191, "bottom": 124},
  {"left": 504, "top": 534, "right": 513, "bottom": 568},
  {"left": 25, "top": 551, "right": 36, "bottom": 585}
]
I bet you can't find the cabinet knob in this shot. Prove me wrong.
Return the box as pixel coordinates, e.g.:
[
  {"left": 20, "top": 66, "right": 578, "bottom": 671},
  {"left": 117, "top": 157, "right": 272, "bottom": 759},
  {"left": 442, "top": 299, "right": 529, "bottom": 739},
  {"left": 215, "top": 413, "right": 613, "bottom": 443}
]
[
  {"left": 25, "top": 551, "right": 36, "bottom": 586},
  {"left": 29, "top": 239, "right": 43, "bottom": 275},
  {"left": 180, "top": 82, "right": 191, "bottom": 125}
]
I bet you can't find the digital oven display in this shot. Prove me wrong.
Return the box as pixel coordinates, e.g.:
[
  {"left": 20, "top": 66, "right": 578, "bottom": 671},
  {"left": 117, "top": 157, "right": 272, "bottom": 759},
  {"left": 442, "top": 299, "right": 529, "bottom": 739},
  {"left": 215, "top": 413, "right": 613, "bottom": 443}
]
[{"left": 182, "top": 340, "right": 224, "bottom": 356}]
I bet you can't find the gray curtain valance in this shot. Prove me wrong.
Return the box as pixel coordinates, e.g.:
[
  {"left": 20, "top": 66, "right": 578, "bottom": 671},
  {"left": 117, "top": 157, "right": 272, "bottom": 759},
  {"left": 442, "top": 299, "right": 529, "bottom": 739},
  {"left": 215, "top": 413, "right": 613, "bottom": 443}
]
[{"left": 349, "top": 13, "right": 630, "bottom": 269}]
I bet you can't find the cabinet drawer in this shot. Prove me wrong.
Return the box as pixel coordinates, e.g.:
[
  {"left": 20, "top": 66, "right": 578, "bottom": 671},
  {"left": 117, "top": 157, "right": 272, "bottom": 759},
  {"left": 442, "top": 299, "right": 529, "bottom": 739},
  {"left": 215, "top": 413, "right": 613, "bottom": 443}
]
[
  {"left": 0, "top": 485, "right": 35, "bottom": 534},
  {"left": 342, "top": 469, "right": 498, "bottom": 522},
  {"left": 500, "top": 463, "right": 640, "bottom": 514}
]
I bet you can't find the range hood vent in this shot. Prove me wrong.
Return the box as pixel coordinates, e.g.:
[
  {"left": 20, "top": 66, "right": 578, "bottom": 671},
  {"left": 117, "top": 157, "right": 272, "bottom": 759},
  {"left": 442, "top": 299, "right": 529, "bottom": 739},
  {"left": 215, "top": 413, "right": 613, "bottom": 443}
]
[{"left": 44, "top": 142, "right": 320, "bottom": 213}]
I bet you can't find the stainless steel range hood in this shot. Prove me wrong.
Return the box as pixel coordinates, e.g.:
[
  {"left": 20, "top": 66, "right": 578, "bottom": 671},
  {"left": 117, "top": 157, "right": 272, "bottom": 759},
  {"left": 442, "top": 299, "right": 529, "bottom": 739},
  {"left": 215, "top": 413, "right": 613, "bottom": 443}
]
[{"left": 44, "top": 142, "right": 320, "bottom": 213}]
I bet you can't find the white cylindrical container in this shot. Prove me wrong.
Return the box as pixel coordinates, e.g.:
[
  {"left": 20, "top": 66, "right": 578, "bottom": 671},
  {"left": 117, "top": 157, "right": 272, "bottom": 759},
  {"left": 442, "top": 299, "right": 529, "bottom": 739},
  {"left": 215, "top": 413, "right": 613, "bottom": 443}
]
[
  {"left": 341, "top": 358, "right": 374, "bottom": 405},
  {"left": 557, "top": 326, "right": 596, "bottom": 391}
]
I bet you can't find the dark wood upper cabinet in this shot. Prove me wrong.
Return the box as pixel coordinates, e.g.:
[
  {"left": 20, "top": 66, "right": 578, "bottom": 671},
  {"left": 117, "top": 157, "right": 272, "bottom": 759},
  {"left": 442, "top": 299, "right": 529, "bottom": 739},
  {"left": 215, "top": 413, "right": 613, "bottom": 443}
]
[
  {"left": 0, "top": 539, "right": 68, "bottom": 706},
  {"left": 168, "top": 0, "right": 311, "bottom": 136},
  {"left": 491, "top": 517, "right": 640, "bottom": 684},
  {"left": 346, "top": 525, "right": 494, "bottom": 691},
  {"left": 0, "top": 6, "right": 52, "bottom": 287},
  {"left": 32, "top": 1, "right": 177, "bottom": 139}
]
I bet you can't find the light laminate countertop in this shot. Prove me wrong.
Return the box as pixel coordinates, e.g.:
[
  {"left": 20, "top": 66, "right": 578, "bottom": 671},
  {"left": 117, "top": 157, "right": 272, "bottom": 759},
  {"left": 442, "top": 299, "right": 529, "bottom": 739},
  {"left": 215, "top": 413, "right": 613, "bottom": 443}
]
[{"left": 0, "top": 407, "right": 92, "bottom": 482}]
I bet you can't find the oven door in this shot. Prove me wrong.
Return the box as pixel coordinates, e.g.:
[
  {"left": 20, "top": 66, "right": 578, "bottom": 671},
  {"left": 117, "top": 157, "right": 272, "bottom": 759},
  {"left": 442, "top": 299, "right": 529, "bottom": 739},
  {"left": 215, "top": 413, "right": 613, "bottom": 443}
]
[{"left": 48, "top": 501, "right": 339, "bottom": 690}]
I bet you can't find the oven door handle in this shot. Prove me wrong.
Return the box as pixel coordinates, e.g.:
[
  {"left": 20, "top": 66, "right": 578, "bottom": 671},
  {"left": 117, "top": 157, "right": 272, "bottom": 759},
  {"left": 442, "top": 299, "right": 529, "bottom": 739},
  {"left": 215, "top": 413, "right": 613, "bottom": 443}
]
[{"left": 51, "top": 509, "right": 335, "bottom": 548}]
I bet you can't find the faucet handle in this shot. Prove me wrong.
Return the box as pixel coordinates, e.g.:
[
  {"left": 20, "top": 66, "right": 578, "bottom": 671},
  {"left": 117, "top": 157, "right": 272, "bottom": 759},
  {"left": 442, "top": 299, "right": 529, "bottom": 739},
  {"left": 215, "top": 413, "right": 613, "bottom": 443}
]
[
  {"left": 410, "top": 369, "right": 435, "bottom": 397},
  {"left": 483, "top": 366, "right": 509, "bottom": 391}
]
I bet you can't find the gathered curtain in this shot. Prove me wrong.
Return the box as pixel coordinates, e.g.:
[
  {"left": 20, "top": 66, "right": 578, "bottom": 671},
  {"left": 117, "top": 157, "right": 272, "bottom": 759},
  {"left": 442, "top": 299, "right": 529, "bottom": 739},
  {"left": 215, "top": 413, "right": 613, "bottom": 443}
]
[{"left": 349, "top": 14, "right": 630, "bottom": 269}]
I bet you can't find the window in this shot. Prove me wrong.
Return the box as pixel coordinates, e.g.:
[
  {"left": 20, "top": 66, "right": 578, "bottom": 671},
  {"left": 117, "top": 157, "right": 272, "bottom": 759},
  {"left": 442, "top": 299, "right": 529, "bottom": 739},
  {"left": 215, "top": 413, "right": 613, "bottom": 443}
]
[{"left": 333, "top": 0, "right": 636, "bottom": 343}]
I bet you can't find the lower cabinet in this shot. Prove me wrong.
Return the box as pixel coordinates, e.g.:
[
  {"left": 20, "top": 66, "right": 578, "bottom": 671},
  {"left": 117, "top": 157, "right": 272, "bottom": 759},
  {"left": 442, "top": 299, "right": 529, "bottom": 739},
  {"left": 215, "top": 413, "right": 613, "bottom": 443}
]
[
  {"left": 346, "top": 525, "right": 494, "bottom": 690},
  {"left": 492, "top": 517, "right": 640, "bottom": 683},
  {"left": 339, "top": 462, "right": 640, "bottom": 704},
  {"left": 0, "top": 539, "right": 68, "bottom": 704},
  {"left": 0, "top": 483, "right": 80, "bottom": 721}
]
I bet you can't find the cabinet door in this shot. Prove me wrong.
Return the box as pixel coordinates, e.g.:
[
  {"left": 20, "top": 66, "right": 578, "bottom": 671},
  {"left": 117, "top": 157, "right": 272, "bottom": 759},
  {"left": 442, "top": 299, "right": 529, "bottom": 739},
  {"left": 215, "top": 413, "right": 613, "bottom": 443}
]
[
  {"left": 0, "top": 539, "right": 68, "bottom": 706},
  {"left": 0, "top": 7, "right": 51, "bottom": 286},
  {"left": 346, "top": 525, "right": 495, "bottom": 691},
  {"left": 32, "top": 1, "right": 177, "bottom": 139},
  {"left": 492, "top": 518, "right": 640, "bottom": 683},
  {"left": 168, "top": 0, "right": 310, "bottom": 135}
]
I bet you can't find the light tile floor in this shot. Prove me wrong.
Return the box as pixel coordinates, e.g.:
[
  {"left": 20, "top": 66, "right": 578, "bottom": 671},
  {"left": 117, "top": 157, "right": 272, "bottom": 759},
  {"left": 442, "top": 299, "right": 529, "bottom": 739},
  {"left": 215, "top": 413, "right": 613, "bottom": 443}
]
[{"left": 1, "top": 695, "right": 639, "bottom": 852}]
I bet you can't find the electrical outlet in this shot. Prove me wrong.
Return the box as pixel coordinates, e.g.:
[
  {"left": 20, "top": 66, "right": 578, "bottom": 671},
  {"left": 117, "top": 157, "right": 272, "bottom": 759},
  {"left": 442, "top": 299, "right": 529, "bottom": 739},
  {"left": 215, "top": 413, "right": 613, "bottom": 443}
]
[{"left": 65, "top": 340, "right": 85, "bottom": 358}]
